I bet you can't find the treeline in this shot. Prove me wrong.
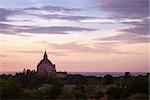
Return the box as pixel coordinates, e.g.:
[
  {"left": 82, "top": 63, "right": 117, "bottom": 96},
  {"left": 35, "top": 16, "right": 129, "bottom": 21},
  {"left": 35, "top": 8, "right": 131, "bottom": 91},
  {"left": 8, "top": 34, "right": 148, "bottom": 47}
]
[{"left": 0, "top": 70, "right": 149, "bottom": 100}]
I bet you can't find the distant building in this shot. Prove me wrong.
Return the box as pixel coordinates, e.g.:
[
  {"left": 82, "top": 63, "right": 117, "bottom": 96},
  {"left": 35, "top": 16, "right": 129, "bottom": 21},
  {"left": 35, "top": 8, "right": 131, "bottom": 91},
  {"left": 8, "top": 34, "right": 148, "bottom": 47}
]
[{"left": 37, "top": 50, "right": 56, "bottom": 74}]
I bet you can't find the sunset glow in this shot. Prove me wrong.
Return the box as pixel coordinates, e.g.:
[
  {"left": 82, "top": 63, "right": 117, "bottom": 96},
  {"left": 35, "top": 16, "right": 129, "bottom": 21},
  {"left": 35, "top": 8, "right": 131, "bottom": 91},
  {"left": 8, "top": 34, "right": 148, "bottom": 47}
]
[{"left": 0, "top": 0, "right": 149, "bottom": 72}]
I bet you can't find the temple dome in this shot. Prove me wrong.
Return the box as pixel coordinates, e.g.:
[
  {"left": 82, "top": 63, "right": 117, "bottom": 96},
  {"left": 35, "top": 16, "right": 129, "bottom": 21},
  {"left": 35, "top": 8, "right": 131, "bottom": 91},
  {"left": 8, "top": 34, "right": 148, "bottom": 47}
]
[{"left": 37, "top": 50, "right": 56, "bottom": 74}]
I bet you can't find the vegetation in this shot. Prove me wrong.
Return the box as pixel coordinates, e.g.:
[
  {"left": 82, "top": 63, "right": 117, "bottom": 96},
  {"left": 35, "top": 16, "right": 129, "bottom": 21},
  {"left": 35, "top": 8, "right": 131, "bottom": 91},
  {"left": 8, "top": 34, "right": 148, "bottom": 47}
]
[{"left": 0, "top": 70, "right": 149, "bottom": 100}]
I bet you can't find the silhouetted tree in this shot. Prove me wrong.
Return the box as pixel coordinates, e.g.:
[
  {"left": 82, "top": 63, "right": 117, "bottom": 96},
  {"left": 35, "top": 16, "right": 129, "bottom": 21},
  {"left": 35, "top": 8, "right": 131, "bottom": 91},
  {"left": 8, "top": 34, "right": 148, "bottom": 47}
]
[
  {"left": 124, "top": 72, "right": 131, "bottom": 78},
  {"left": 103, "top": 74, "right": 113, "bottom": 85},
  {"left": 106, "top": 86, "right": 123, "bottom": 99},
  {"left": 0, "top": 79, "right": 23, "bottom": 99}
]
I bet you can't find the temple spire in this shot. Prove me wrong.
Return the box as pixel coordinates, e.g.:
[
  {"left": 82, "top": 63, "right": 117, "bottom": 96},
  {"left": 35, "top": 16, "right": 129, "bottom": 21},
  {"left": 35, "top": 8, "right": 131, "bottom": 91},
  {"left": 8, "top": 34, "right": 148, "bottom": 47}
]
[{"left": 44, "top": 49, "right": 48, "bottom": 59}]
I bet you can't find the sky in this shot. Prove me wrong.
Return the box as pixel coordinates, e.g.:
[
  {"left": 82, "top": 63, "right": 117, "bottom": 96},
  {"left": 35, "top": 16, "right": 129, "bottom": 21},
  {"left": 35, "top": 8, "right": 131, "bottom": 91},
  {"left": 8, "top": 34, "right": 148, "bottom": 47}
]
[{"left": 0, "top": 0, "right": 149, "bottom": 72}]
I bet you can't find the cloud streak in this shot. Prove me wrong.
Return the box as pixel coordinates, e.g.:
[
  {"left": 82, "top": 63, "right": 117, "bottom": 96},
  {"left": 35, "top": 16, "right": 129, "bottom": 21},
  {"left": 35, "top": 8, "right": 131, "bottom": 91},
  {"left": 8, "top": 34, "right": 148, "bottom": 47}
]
[
  {"left": 24, "top": 5, "right": 81, "bottom": 12},
  {"left": 0, "top": 54, "right": 8, "bottom": 58},
  {"left": 120, "top": 19, "right": 149, "bottom": 35},
  {"left": 48, "top": 42, "right": 129, "bottom": 54},
  {"left": 19, "top": 26, "right": 96, "bottom": 34},
  {"left": 37, "top": 14, "right": 95, "bottom": 21},
  {"left": 97, "top": 33, "right": 150, "bottom": 44},
  {"left": 8, "top": 50, "right": 66, "bottom": 56},
  {"left": 0, "top": 6, "right": 85, "bottom": 23},
  {"left": 0, "top": 23, "right": 97, "bottom": 35},
  {"left": 0, "top": 6, "right": 98, "bottom": 36},
  {"left": 95, "top": 0, "right": 149, "bottom": 19},
  {"left": 0, "top": 8, "right": 23, "bottom": 22}
]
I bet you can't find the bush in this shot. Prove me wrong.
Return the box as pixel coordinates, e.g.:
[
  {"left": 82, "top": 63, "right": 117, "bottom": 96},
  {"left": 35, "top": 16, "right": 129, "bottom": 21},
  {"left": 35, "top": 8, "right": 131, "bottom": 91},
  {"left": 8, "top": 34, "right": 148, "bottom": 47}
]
[
  {"left": 0, "top": 79, "right": 23, "bottom": 99},
  {"left": 38, "top": 84, "right": 53, "bottom": 98},
  {"left": 126, "top": 78, "right": 149, "bottom": 94},
  {"left": 127, "top": 93, "right": 149, "bottom": 100},
  {"left": 103, "top": 74, "right": 113, "bottom": 85},
  {"left": 71, "top": 85, "right": 87, "bottom": 99},
  {"left": 23, "top": 89, "right": 42, "bottom": 98},
  {"left": 106, "top": 86, "right": 123, "bottom": 99},
  {"left": 38, "top": 83, "right": 62, "bottom": 99}
]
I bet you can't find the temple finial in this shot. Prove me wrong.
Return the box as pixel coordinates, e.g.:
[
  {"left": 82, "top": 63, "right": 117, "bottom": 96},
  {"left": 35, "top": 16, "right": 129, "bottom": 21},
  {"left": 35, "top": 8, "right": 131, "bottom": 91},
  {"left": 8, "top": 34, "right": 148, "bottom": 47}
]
[{"left": 44, "top": 48, "right": 47, "bottom": 59}]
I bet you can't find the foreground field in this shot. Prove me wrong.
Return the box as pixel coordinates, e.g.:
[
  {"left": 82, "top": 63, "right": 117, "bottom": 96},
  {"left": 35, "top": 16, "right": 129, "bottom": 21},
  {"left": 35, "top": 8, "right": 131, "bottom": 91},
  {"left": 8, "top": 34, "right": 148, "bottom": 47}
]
[{"left": 0, "top": 70, "right": 149, "bottom": 100}]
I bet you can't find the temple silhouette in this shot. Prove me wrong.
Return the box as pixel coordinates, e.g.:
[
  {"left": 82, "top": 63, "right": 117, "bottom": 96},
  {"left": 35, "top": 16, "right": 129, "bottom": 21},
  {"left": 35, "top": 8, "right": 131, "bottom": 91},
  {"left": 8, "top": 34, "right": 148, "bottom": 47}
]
[
  {"left": 37, "top": 50, "right": 56, "bottom": 74},
  {"left": 37, "top": 49, "right": 66, "bottom": 77}
]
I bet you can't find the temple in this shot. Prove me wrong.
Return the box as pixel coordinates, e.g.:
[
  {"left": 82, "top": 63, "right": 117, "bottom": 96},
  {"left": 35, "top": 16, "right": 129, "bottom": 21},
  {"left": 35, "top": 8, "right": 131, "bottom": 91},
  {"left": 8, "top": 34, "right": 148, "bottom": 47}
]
[{"left": 37, "top": 50, "right": 56, "bottom": 74}]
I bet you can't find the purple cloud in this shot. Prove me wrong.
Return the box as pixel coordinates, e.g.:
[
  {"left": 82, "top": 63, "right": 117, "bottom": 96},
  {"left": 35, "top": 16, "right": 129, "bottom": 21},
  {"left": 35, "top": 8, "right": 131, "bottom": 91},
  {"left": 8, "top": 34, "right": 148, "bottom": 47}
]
[
  {"left": 92, "top": 0, "right": 149, "bottom": 37},
  {"left": 23, "top": 6, "right": 88, "bottom": 21},
  {"left": 38, "top": 14, "right": 95, "bottom": 21},
  {"left": 0, "top": 6, "right": 98, "bottom": 36},
  {"left": 24, "top": 6, "right": 96, "bottom": 21},
  {"left": 96, "top": 0, "right": 149, "bottom": 19},
  {"left": 24, "top": 5, "right": 81, "bottom": 12},
  {"left": 120, "top": 19, "right": 149, "bottom": 35},
  {"left": 21, "top": 26, "right": 96, "bottom": 34},
  {"left": 0, "top": 23, "right": 97, "bottom": 36},
  {"left": 97, "top": 33, "right": 150, "bottom": 44},
  {"left": 0, "top": 6, "right": 85, "bottom": 23},
  {"left": 0, "top": 23, "right": 32, "bottom": 36},
  {"left": 0, "top": 8, "right": 23, "bottom": 22}
]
